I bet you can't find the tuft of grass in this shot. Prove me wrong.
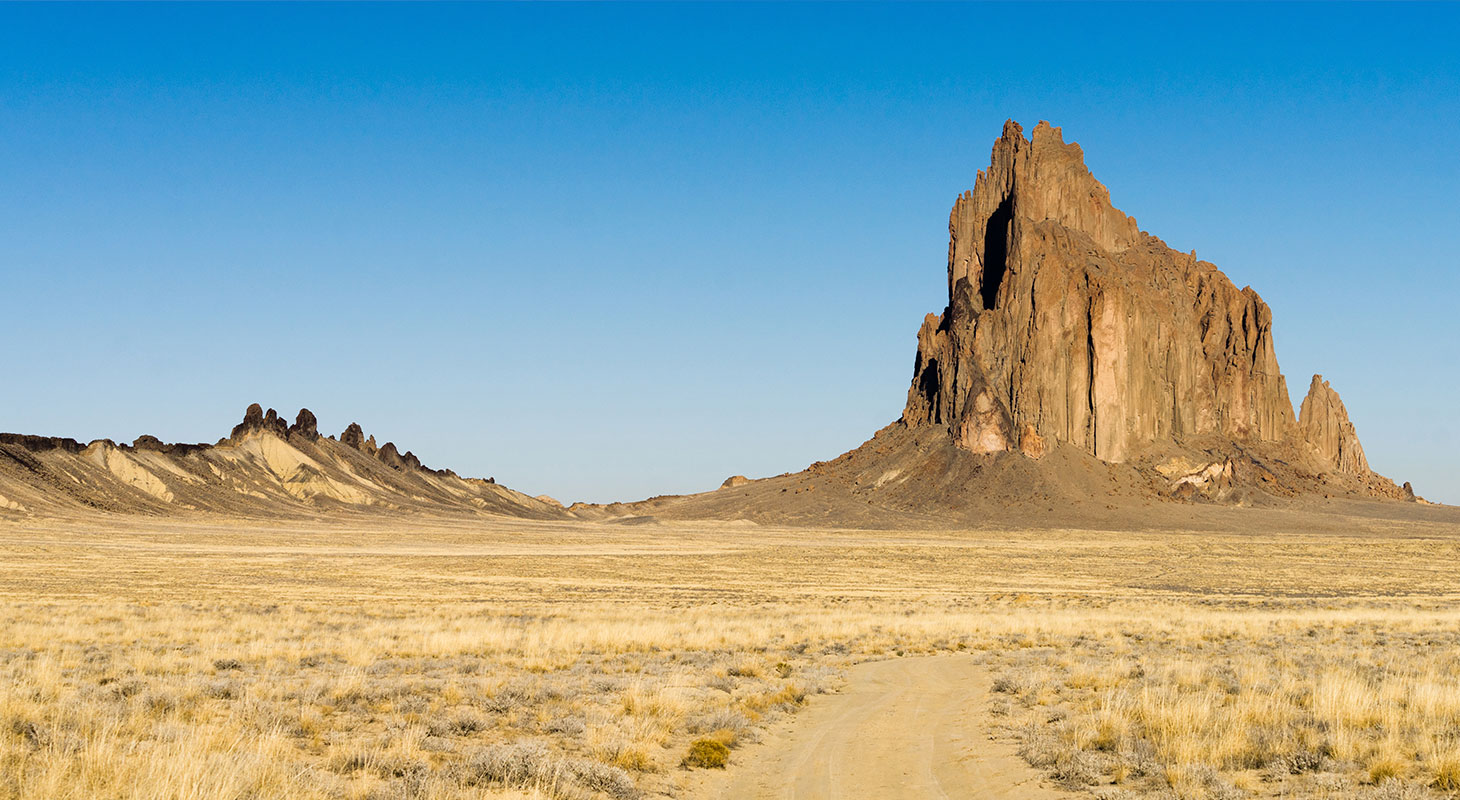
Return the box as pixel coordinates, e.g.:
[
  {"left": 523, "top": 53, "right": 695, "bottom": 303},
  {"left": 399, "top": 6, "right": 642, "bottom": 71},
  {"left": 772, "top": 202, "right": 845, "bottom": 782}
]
[
  {"left": 1431, "top": 748, "right": 1460, "bottom": 791},
  {"left": 1369, "top": 753, "right": 1408, "bottom": 785}
]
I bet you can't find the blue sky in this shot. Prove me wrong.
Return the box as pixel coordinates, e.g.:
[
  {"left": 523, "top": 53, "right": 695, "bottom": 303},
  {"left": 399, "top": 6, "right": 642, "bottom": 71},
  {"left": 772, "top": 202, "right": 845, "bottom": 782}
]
[{"left": 2, "top": 3, "right": 1456, "bottom": 504}]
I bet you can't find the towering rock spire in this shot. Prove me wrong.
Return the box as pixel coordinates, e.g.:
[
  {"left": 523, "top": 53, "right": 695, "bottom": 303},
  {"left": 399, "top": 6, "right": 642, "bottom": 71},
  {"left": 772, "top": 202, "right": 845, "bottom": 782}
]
[
  {"left": 1298, "top": 375, "right": 1370, "bottom": 475},
  {"left": 904, "top": 120, "right": 1297, "bottom": 462}
]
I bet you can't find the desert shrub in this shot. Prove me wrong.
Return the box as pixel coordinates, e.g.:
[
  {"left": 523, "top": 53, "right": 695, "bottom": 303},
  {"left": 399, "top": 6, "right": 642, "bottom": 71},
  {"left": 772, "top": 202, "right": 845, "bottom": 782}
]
[
  {"left": 203, "top": 679, "right": 239, "bottom": 699},
  {"left": 545, "top": 715, "right": 586, "bottom": 736},
  {"left": 1363, "top": 779, "right": 1429, "bottom": 800},
  {"left": 609, "top": 745, "right": 654, "bottom": 773},
  {"left": 991, "top": 672, "right": 1026, "bottom": 694},
  {"left": 8, "top": 717, "right": 47, "bottom": 748},
  {"left": 685, "top": 708, "right": 751, "bottom": 741},
  {"left": 142, "top": 690, "right": 178, "bottom": 715},
  {"left": 564, "top": 758, "right": 638, "bottom": 799},
  {"left": 465, "top": 741, "right": 639, "bottom": 799},
  {"left": 1017, "top": 720, "right": 1059, "bottom": 768},
  {"left": 795, "top": 664, "right": 839, "bottom": 695},
  {"left": 682, "top": 738, "right": 730, "bottom": 769},
  {"left": 747, "top": 683, "right": 805, "bottom": 712},
  {"left": 705, "top": 672, "right": 736, "bottom": 693},
  {"left": 1277, "top": 749, "right": 1326, "bottom": 774},
  {"left": 486, "top": 679, "right": 539, "bottom": 713},
  {"left": 726, "top": 660, "right": 760, "bottom": 678},
  {"left": 109, "top": 677, "right": 146, "bottom": 698},
  {"left": 1051, "top": 750, "right": 1102, "bottom": 787},
  {"left": 465, "top": 741, "right": 559, "bottom": 787},
  {"left": 448, "top": 708, "right": 489, "bottom": 734},
  {"left": 212, "top": 658, "right": 243, "bottom": 671}
]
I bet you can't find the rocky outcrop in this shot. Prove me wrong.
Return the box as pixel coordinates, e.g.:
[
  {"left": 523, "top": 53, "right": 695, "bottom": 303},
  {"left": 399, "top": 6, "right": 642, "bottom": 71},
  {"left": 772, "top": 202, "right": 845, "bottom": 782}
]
[
  {"left": 340, "top": 422, "right": 367, "bottom": 450},
  {"left": 338, "top": 420, "right": 434, "bottom": 473},
  {"left": 1298, "top": 375, "right": 1369, "bottom": 475},
  {"left": 288, "top": 408, "right": 319, "bottom": 440},
  {"left": 230, "top": 403, "right": 288, "bottom": 441},
  {"left": 721, "top": 475, "right": 751, "bottom": 489},
  {"left": 906, "top": 121, "right": 1301, "bottom": 465},
  {"left": 0, "top": 434, "right": 84, "bottom": 454},
  {"left": 377, "top": 441, "right": 425, "bottom": 472}
]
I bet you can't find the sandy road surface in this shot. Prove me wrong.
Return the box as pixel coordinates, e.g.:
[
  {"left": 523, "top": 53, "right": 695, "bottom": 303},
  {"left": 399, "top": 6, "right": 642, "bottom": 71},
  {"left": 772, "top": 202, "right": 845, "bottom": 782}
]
[{"left": 704, "top": 655, "right": 1065, "bottom": 800}]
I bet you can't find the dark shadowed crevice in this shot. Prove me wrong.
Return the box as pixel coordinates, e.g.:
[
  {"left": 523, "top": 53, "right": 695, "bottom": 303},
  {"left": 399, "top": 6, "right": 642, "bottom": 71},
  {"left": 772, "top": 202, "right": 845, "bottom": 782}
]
[
  {"left": 917, "top": 358, "right": 942, "bottom": 424},
  {"left": 1086, "top": 297, "right": 1097, "bottom": 456},
  {"left": 981, "top": 195, "right": 1013, "bottom": 310}
]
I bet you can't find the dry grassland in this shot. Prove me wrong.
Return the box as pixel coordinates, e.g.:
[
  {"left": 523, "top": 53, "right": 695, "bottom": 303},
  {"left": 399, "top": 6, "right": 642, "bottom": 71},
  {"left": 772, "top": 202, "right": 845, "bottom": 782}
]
[{"left": 2, "top": 512, "right": 1459, "bottom": 800}]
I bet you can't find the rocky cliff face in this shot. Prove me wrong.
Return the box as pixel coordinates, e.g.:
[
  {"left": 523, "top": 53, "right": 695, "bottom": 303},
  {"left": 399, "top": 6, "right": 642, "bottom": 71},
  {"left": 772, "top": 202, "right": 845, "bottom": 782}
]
[{"left": 903, "top": 120, "right": 1406, "bottom": 499}]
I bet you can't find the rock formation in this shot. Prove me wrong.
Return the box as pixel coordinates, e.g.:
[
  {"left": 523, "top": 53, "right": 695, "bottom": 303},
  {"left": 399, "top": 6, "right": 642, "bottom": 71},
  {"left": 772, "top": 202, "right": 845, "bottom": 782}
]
[
  {"left": 0, "top": 405, "right": 565, "bottom": 520},
  {"left": 904, "top": 120, "right": 1297, "bottom": 463},
  {"left": 901, "top": 119, "right": 1406, "bottom": 500},
  {"left": 230, "top": 403, "right": 288, "bottom": 441},
  {"left": 340, "top": 422, "right": 367, "bottom": 450},
  {"left": 1299, "top": 375, "right": 1369, "bottom": 475},
  {"left": 289, "top": 408, "right": 320, "bottom": 440}
]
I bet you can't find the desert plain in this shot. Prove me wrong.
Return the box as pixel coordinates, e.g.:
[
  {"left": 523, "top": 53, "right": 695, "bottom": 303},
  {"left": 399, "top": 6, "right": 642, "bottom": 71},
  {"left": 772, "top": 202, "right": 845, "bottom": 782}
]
[{"left": 4, "top": 503, "right": 1460, "bottom": 800}]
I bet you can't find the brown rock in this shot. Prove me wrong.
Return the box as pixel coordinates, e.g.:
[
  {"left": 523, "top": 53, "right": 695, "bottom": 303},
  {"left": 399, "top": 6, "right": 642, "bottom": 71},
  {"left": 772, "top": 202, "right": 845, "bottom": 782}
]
[
  {"left": 339, "top": 424, "right": 380, "bottom": 456},
  {"left": 1017, "top": 423, "right": 1046, "bottom": 459},
  {"left": 230, "top": 403, "right": 287, "bottom": 441},
  {"left": 721, "top": 475, "right": 751, "bottom": 489},
  {"left": 0, "top": 434, "right": 84, "bottom": 454},
  {"left": 376, "top": 442, "right": 424, "bottom": 472},
  {"left": 288, "top": 408, "right": 319, "bottom": 440},
  {"left": 905, "top": 120, "right": 1297, "bottom": 463},
  {"left": 1298, "top": 375, "right": 1369, "bottom": 475}
]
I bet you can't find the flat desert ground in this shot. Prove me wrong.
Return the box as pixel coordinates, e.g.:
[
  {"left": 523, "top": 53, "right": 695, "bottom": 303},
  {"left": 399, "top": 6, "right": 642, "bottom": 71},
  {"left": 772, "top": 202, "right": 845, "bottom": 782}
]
[{"left": 4, "top": 508, "right": 1460, "bottom": 800}]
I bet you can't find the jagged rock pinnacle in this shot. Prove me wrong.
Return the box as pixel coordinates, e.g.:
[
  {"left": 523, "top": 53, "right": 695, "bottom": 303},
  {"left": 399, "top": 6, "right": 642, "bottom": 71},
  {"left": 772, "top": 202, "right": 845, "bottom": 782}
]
[
  {"left": 1299, "top": 375, "right": 1369, "bottom": 475},
  {"left": 288, "top": 408, "right": 319, "bottom": 440},
  {"left": 904, "top": 119, "right": 1296, "bottom": 463}
]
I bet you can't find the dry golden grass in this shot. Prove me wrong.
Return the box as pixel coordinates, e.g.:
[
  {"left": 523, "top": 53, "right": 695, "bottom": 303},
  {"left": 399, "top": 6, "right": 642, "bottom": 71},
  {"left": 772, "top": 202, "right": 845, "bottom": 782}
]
[{"left": 2, "top": 511, "right": 1459, "bottom": 799}]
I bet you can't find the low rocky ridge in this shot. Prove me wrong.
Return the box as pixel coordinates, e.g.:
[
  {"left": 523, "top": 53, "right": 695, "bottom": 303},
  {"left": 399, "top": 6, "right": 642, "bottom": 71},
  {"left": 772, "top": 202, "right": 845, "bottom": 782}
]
[
  {"left": 0, "top": 405, "right": 565, "bottom": 520},
  {"left": 583, "top": 120, "right": 1424, "bottom": 526}
]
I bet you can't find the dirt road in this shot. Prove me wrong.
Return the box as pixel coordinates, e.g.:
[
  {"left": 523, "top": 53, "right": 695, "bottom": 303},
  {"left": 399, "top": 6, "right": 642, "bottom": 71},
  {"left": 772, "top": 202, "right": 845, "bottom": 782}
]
[{"left": 704, "top": 655, "right": 1065, "bottom": 799}]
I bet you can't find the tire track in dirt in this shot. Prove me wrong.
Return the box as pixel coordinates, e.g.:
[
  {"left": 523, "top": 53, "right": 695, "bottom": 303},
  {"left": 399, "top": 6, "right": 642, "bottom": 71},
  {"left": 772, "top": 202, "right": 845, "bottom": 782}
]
[{"left": 701, "top": 655, "right": 1067, "bottom": 799}]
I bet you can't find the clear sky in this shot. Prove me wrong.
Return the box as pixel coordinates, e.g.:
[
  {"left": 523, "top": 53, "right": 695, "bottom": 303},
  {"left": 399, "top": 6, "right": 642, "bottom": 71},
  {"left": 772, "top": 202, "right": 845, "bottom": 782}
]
[{"left": 2, "top": 3, "right": 1457, "bottom": 505}]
